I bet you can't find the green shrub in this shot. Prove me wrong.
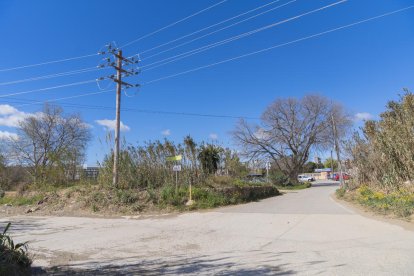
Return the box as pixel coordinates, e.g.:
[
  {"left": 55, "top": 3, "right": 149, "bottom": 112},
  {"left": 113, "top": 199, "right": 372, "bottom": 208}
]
[
  {"left": 0, "top": 190, "right": 4, "bottom": 199},
  {"left": 192, "top": 187, "right": 227, "bottom": 208},
  {"left": 270, "top": 171, "right": 290, "bottom": 186},
  {"left": 159, "top": 185, "right": 187, "bottom": 206},
  {"left": 232, "top": 178, "right": 248, "bottom": 187},
  {"left": 0, "top": 223, "right": 32, "bottom": 276}
]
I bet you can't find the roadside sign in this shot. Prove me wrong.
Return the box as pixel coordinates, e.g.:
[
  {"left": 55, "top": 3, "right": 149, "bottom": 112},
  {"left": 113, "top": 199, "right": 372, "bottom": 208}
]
[
  {"left": 173, "top": 165, "right": 182, "bottom": 172},
  {"left": 166, "top": 155, "right": 182, "bottom": 162}
]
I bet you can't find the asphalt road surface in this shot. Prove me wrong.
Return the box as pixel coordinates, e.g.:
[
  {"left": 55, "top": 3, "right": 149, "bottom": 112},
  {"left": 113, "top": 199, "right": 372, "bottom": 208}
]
[{"left": 1, "top": 182, "right": 413, "bottom": 275}]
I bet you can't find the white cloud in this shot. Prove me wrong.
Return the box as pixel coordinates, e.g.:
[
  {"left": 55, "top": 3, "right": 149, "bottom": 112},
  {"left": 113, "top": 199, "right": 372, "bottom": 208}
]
[
  {"left": 355, "top": 112, "right": 373, "bottom": 122},
  {"left": 95, "top": 119, "right": 130, "bottom": 132},
  {"left": 0, "top": 104, "right": 18, "bottom": 115},
  {"left": 209, "top": 133, "right": 218, "bottom": 140},
  {"left": 161, "top": 129, "right": 171, "bottom": 136},
  {"left": 254, "top": 128, "right": 269, "bottom": 140},
  {"left": 0, "top": 104, "right": 37, "bottom": 128},
  {"left": 0, "top": 131, "right": 18, "bottom": 140}
]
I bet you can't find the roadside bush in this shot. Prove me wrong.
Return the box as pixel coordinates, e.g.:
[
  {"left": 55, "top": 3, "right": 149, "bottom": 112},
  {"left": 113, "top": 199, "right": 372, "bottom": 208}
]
[
  {"left": 342, "top": 92, "right": 414, "bottom": 218},
  {"left": 347, "top": 92, "right": 414, "bottom": 193},
  {"left": 0, "top": 190, "right": 4, "bottom": 199},
  {"left": 0, "top": 223, "right": 32, "bottom": 276},
  {"left": 270, "top": 171, "right": 298, "bottom": 187},
  {"left": 159, "top": 185, "right": 188, "bottom": 207},
  {"left": 98, "top": 137, "right": 248, "bottom": 190},
  {"left": 204, "top": 175, "right": 234, "bottom": 187},
  {"left": 0, "top": 194, "right": 43, "bottom": 206},
  {"left": 352, "top": 185, "right": 414, "bottom": 217},
  {"left": 0, "top": 166, "right": 30, "bottom": 192},
  {"left": 192, "top": 187, "right": 227, "bottom": 208},
  {"left": 157, "top": 185, "right": 279, "bottom": 210}
]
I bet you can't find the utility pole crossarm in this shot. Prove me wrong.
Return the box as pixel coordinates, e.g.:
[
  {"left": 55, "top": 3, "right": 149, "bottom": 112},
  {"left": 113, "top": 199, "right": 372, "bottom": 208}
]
[{"left": 111, "top": 78, "right": 135, "bottom": 87}]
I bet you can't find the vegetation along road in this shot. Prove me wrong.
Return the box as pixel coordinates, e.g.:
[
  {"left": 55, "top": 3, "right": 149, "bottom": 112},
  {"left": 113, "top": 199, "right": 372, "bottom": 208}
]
[{"left": 2, "top": 181, "right": 413, "bottom": 275}]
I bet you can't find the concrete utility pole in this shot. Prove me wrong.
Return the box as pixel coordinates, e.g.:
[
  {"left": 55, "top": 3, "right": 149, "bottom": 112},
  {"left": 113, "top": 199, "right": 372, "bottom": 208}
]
[
  {"left": 98, "top": 43, "right": 140, "bottom": 187},
  {"left": 331, "top": 115, "right": 345, "bottom": 188},
  {"left": 112, "top": 50, "right": 122, "bottom": 187}
]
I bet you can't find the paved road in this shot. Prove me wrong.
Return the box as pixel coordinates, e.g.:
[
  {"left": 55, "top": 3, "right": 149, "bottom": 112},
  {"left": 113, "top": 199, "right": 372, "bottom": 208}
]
[{"left": 1, "top": 182, "right": 414, "bottom": 275}]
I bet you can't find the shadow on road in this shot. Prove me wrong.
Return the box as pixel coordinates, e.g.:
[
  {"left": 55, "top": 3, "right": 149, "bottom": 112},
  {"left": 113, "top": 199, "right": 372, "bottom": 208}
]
[
  {"left": 1, "top": 219, "right": 43, "bottom": 233},
  {"left": 32, "top": 252, "right": 297, "bottom": 275}
]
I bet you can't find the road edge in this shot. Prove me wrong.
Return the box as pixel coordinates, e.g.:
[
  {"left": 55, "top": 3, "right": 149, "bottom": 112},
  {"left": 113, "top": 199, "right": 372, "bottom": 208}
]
[{"left": 331, "top": 192, "right": 414, "bottom": 232}]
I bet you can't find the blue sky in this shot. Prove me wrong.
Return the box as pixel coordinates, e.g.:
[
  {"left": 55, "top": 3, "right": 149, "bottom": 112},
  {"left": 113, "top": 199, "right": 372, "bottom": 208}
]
[{"left": 0, "top": 0, "right": 413, "bottom": 165}]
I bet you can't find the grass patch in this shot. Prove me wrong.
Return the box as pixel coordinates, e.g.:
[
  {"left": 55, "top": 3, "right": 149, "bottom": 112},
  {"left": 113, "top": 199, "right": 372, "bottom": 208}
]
[{"left": 0, "top": 194, "right": 43, "bottom": 206}]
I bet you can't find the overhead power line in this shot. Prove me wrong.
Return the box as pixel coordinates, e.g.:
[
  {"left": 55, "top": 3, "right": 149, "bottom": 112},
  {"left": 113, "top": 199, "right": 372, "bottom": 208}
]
[
  {"left": 121, "top": 0, "right": 229, "bottom": 48},
  {"left": 0, "top": 79, "right": 96, "bottom": 98},
  {"left": 141, "top": 0, "right": 347, "bottom": 71},
  {"left": 142, "top": 0, "right": 296, "bottom": 61},
  {"left": 2, "top": 2, "right": 412, "bottom": 120},
  {"left": 0, "top": 67, "right": 104, "bottom": 86},
  {"left": 144, "top": 4, "right": 414, "bottom": 85},
  {"left": 139, "top": 0, "right": 285, "bottom": 56},
  {"left": 0, "top": 1, "right": 276, "bottom": 87},
  {"left": 0, "top": 1, "right": 228, "bottom": 80},
  {"left": 13, "top": 90, "right": 114, "bottom": 108},
  {"left": 2, "top": 97, "right": 260, "bottom": 120},
  {"left": 0, "top": 53, "right": 99, "bottom": 73},
  {"left": 0, "top": 0, "right": 294, "bottom": 88}
]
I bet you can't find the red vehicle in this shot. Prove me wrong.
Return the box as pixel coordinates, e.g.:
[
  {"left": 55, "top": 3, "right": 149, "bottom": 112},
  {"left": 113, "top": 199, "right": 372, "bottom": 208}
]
[{"left": 334, "top": 173, "right": 350, "bottom": 181}]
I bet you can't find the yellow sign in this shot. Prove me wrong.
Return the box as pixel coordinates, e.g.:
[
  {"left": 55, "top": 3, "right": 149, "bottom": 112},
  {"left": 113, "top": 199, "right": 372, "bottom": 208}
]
[{"left": 166, "top": 155, "right": 182, "bottom": 162}]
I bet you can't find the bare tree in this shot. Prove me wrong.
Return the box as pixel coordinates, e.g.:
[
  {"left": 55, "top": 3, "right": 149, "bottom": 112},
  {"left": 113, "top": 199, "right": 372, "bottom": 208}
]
[
  {"left": 233, "top": 95, "right": 350, "bottom": 181},
  {"left": 10, "top": 104, "right": 91, "bottom": 184}
]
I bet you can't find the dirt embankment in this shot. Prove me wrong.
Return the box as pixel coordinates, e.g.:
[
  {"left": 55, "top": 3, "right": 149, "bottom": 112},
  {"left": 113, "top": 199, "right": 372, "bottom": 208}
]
[{"left": 0, "top": 185, "right": 280, "bottom": 218}]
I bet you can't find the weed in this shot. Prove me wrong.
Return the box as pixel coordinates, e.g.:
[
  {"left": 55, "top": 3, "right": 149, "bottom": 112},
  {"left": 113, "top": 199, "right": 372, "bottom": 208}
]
[
  {"left": 345, "top": 185, "right": 414, "bottom": 218},
  {"left": 0, "top": 223, "right": 32, "bottom": 275}
]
